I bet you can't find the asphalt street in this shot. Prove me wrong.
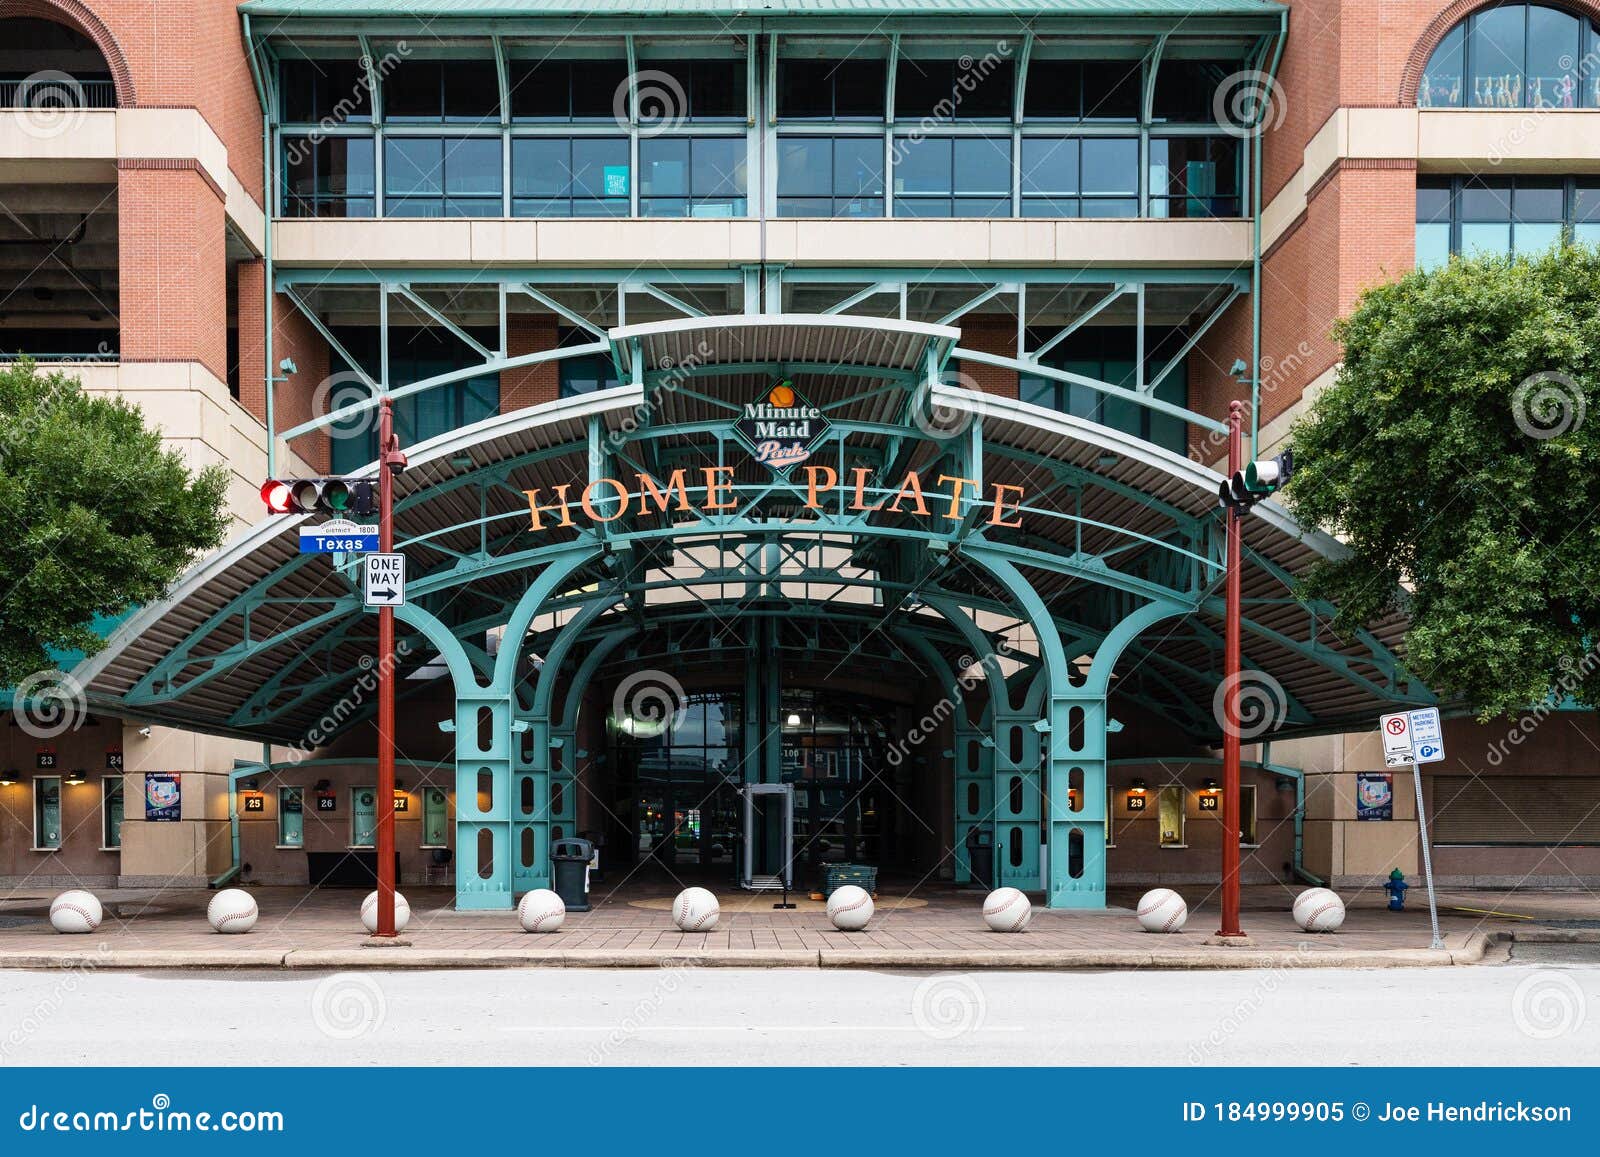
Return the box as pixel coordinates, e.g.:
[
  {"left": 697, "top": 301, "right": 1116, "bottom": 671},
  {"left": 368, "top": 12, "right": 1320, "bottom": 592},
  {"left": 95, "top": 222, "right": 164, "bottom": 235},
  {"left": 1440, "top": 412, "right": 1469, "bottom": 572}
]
[{"left": 2, "top": 959, "right": 1596, "bottom": 1067}]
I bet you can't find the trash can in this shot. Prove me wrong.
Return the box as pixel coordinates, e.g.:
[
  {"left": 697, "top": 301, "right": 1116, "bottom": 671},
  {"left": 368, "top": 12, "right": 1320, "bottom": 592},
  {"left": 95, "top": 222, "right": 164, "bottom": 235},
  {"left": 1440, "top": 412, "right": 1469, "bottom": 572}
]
[
  {"left": 964, "top": 826, "right": 994, "bottom": 892},
  {"left": 551, "top": 837, "right": 593, "bottom": 912}
]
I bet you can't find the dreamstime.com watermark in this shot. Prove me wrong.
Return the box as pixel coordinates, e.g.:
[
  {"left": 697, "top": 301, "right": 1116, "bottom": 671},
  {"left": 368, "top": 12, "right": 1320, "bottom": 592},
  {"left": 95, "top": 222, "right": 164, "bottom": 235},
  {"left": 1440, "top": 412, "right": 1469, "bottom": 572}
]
[
  {"left": 293, "top": 638, "right": 417, "bottom": 756},
  {"left": 886, "top": 641, "right": 1016, "bottom": 768},
  {"left": 1485, "top": 643, "right": 1600, "bottom": 766},
  {"left": 911, "top": 974, "right": 988, "bottom": 1041},
  {"left": 612, "top": 668, "right": 688, "bottom": 734},
  {"left": 282, "top": 45, "right": 411, "bottom": 169},
  {"left": 1188, "top": 943, "right": 1315, "bottom": 1063},
  {"left": 0, "top": 946, "right": 113, "bottom": 1064},
  {"left": 1511, "top": 371, "right": 1587, "bottom": 440},
  {"left": 15, "top": 1094, "right": 284, "bottom": 1135},
  {"left": 585, "top": 960, "right": 702, "bottom": 1063},
  {"left": 1211, "top": 669, "right": 1288, "bottom": 740}
]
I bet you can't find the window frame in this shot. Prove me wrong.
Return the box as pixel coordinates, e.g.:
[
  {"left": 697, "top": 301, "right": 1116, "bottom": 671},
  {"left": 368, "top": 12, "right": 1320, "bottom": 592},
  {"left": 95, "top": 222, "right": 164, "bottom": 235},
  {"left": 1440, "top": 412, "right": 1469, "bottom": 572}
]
[
  {"left": 277, "top": 785, "right": 306, "bottom": 849},
  {"left": 33, "top": 775, "right": 63, "bottom": 851},
  {"left": 100, "top": 774, "right": 124, "bottom": 851},
  {"left": 1415, "top": 174, "right": 1600, "bottom": 265}
]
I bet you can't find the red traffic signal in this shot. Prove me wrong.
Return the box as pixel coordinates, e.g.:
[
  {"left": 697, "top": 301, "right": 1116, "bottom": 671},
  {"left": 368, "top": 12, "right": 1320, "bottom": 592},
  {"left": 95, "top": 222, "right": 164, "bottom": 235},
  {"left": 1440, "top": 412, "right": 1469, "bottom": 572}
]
[{"left": 260, "top": 477, "right": 377, "bottom": 516}]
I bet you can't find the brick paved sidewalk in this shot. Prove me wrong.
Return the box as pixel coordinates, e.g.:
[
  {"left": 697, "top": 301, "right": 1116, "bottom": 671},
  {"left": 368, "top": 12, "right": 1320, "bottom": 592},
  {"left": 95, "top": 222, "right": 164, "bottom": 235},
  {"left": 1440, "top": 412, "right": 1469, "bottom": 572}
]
[{"left": 0, "top": 881, "right": 1591, "bottom": 969}]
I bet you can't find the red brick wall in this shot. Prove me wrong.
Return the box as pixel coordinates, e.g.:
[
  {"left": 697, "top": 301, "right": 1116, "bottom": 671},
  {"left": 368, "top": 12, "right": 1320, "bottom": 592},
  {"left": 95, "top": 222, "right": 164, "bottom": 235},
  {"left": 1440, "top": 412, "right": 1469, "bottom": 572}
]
[
  {"left": 501, "top": 314, "right": 560, "bottom": 413},
  {"left": 954, "top": 315, "right": 1018, "bottom": 398},
  {"left": 116, "top": 164, "right": 228, "bottom": 381},
  {"left": 235, "top": 259, "right": 331, "bottom": 473},
  {"left": 15, "top": 1, "right": 266, "bottom": 202}
]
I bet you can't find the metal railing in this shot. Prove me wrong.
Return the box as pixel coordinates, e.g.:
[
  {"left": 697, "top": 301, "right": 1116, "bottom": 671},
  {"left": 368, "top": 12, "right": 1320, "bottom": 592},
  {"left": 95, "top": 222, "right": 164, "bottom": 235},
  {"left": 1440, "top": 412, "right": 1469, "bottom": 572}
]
[{"left": 0, "top": 76, "right": 117, "bottom": 110}]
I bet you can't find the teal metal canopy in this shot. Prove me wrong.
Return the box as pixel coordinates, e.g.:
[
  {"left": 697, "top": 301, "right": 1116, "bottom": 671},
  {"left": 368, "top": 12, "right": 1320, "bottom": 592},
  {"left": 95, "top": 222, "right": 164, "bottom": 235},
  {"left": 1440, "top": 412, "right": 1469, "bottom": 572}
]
[{"left": 239, "top": 0, "right": 1284, "bottom": 15}]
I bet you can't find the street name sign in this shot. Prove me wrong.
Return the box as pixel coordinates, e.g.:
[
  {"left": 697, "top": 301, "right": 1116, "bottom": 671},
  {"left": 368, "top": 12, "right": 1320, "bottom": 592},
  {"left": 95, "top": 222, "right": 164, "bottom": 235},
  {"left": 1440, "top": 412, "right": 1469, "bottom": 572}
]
[
  {"left": 363, "top": 553, "right": 406, "bottom": 608},
  {"left": 299, "top": 518, "right": 378, "bottom": 554}
]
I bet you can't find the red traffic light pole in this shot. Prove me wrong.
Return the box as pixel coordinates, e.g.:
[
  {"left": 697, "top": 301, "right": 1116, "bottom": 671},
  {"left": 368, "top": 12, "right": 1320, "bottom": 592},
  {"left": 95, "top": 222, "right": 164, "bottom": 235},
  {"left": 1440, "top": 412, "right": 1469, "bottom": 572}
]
[
  {"left": 1217, "top": 399, "right": 1247, "bottom": 942},
  {"left": 373, "top": 397, "right": 406, "bottom": 939}
]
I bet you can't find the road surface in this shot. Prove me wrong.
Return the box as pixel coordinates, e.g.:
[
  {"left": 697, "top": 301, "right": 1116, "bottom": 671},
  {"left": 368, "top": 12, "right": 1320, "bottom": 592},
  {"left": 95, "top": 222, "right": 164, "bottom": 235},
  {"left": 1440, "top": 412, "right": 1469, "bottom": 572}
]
[{"left": 2, "top": 956, "right": 1596, "bottom": 1066}]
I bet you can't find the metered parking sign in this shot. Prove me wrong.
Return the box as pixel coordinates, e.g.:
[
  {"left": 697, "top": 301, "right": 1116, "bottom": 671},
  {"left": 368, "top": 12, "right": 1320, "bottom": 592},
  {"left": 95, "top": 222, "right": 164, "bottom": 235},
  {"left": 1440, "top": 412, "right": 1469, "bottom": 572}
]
[
  {"left": 1378, "top": 706, "right": 1446, "bottom": 766},
  {"left": 363, "top": 553, "right": 406, "bottom": 607}
]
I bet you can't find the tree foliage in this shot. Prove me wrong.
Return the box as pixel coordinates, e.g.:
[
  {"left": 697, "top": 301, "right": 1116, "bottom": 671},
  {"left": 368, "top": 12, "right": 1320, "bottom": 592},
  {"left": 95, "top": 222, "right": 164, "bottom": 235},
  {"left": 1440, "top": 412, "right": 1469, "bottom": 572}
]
[
  {"left": 0, "top": 360, "right": 228, "bottom": 686},
  {"left": 1286, "top": 247, "right": 1600, "bottom": 719}
]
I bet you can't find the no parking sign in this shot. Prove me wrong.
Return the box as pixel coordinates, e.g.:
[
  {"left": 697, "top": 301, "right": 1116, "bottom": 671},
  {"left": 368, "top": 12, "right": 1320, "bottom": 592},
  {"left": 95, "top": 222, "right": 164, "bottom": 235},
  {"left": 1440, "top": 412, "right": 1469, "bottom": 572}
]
[{"left": 1379, "top": 707, "right": 1445, "bottom": 767}]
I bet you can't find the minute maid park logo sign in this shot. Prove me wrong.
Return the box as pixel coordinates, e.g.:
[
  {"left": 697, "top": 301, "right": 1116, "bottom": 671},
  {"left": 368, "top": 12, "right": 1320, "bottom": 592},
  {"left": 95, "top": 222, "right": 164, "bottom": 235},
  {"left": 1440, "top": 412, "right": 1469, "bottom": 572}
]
[{"left": 731, "top": 380, "right": 829, "bottom": 471}]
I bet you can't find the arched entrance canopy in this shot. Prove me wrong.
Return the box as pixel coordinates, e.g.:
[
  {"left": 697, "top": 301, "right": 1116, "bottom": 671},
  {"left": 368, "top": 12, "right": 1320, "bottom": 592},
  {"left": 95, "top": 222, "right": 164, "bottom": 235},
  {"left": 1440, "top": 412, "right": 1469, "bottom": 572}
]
[
  {"left": 72, "top": 312, "right": 1428, "bottom": 907},
  {"left": 75, "top": 312, "right": 1426, "bottom": 745}
]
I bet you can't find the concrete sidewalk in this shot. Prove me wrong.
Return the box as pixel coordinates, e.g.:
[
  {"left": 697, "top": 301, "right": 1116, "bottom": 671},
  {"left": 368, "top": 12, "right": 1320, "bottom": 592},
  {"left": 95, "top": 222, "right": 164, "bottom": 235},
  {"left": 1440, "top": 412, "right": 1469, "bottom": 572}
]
[{"left": 0, "top": 882, "right": 1591, "bottom": 970}]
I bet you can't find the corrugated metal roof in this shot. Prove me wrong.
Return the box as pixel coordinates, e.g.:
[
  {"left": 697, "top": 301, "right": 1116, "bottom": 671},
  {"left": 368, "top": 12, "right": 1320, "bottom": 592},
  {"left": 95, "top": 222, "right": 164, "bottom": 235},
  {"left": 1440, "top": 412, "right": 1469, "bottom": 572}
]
[{"left": 240, "top": 0, "right": 1284, "bottom": 18}]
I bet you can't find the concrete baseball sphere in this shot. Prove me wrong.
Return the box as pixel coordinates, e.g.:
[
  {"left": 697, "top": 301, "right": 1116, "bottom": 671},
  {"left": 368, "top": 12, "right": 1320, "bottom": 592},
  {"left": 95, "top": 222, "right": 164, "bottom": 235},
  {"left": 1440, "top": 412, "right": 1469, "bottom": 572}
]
[
  {"left": 1136, "top": 888, "right": 1188, "bottom": 933},
  {"left": 982, "top": 887, "right": 1033, "bottom": 932},
  {"left": 1292, "top": 887, "right": 1346, "bottom": 933},
  {"left": 360, "top": 889, "right": 411, "bottom": 934},
  {"left": 49, "top": 890, "right": 103, "bottom": 934},
  {"left": 826, "top": 884, "right": 875, "bottom": 931},
  {"left": 206, "top": 888, "right": 259, "bottom": 934},
  {"left": 517, "top": 888, "right": 566, "bottom": 933},
  {"left": 672, "top": 886, "right": 720, "bottom": 932}
]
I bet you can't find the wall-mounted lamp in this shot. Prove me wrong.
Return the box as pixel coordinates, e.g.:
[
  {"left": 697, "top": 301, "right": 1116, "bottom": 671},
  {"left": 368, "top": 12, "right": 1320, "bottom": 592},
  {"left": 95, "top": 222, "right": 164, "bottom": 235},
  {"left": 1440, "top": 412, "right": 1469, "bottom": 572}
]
[
  {"left": 0, "top": 769, "right": 17, "bottom": 786},
  {"left": 1202, "top": 777, "right": 1220, "bottom": 792},
  {"left": 1130, "top": 778, "right": 1147, "bottom": 793},
  {"left": 137, "top": 726, "right": 152, "bottom": 738},
  {"left": 314, "top": 778, "right": 332, "bottom": 792},
  {"left": 243, "top": 778, "right": 260, "bottom": 792},
  {"left": 64, "top": 768, "right": 87, "bottom": 785},
  {"left": 785, "top": 713, "right": 802, "bottom": 727}
]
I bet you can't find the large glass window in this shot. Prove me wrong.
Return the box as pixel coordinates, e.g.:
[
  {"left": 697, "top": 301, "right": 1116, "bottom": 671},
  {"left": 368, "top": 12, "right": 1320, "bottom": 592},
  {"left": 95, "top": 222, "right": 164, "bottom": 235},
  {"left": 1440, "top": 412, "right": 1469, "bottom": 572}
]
[
  {"left": 1023, "top": 59, "right": 1142, "bottom": 121},
  {"left": 384, "top": 136, "right": 502, "bottom": 217},
  {"left": 639, "top": 136, "right": 746, "bottom": 217},
  {"left": 1415, "top": 176, "right": 1599, "bottom": 266},
  {"left": 558, "top": 328, "right": 621, "bottom": 397},
  {"left": 892, "top": 135, "right": 1011, "bottom": 217},
  {"left": 512, "top": 137, "right": 629, "bottom": 216},
  {"left": 1020, "top": 136, "right": 1137, "bottom": 216},
  {"left": 632, "top": 59, "right": 746, "bottom": 120},
  {"left": 510, "top": 58, "right": 631, "bottom": 121},
  {"left": 1148, "top": 136, "right": 1241, "bottom": 218},
  {"left": 777, "top": 58, "right": 887, "bottom": 120},
  {"left": 895, "top": 56, "right": 1013, "bottom": 121},
  {"left": 1018, "top": 325, "right": 1189, "bottom": 453},
  {"left": 1151, "top": 60, "right": 1235, "bottom": 122},
  {"left": 1419, "top": 5, "right": 1596, "bottom": 108},
  {"left": 279, "top": 58, "right": 372, "bottom": 124},
  {"left": 382, "top": 58, "right": 499, "bottom": 123},
  {"left": 282, "top": 136, "right": 375, "bottom": 217},
  {"left": 777, "top": 136, "right": 884, "bottom": 217}
]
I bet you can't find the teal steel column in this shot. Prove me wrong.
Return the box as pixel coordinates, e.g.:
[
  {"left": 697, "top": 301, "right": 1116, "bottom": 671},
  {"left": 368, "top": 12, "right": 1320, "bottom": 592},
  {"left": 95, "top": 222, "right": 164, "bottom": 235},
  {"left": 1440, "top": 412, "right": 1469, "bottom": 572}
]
[
  {"left": 1044, "top": 691, "right": 1110, "bottom": 908},
  {"left": 452, "top": 688, "right": 517, "bottom": 909}
]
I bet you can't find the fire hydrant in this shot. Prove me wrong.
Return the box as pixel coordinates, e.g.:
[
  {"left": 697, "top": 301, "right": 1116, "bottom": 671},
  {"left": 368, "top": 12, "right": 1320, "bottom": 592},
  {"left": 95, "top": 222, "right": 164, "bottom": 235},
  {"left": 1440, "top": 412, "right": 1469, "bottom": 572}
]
[{"left": 1384, "top": 868, "right": 1409, "bottom": 911}]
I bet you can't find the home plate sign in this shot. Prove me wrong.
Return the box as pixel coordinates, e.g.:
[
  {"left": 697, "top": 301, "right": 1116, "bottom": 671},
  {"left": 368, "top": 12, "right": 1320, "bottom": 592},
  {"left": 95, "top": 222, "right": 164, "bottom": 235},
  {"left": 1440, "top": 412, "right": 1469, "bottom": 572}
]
[
  {"left": 1379, "top": 706, "right": 1445, "bottom": 767},
  {"left": 363, "top": 553, "right": 406, "bottom": 608}
]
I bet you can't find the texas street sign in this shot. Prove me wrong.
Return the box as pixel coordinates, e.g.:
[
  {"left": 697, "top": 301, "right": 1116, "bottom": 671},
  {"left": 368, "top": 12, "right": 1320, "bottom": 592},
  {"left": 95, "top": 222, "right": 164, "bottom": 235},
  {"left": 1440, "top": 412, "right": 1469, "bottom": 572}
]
[
  {"left": 1379, "top": 707, "right": 1446, "bottom": 767},
  {"left": 299, "top": 518, "right": 378, "bottom": 554},
  {"left": 363, "top": 553, "right": 406, "bottom": 608}
]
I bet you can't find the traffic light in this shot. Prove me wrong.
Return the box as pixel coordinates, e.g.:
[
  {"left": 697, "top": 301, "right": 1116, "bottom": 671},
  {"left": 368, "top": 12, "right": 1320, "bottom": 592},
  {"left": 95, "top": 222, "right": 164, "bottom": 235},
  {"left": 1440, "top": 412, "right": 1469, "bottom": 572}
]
[
  {"left": 1219, "top": 451, "right": 1293, "bottom": 512},
  {"left": 260, "top": 477, "right": 377, "bottom": 516}
]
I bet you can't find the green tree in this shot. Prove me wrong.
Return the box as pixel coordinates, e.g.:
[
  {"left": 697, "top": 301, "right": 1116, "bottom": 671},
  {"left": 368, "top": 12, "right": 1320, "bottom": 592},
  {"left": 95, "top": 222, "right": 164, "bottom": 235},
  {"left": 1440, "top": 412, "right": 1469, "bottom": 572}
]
[
  {"left": 1286, "top": 246, "right": 1600, "bottom": 719},
  {"left": 0, "top": 359, "right": 228, "bottom": 686}
]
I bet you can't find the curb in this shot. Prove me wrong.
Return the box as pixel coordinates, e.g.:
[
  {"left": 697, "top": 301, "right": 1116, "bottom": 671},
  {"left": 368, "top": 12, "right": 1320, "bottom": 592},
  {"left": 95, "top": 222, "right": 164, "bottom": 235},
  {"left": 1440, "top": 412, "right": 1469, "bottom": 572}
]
[{"left": 0, "top": 933, "right": 1499, "bottom": 972}]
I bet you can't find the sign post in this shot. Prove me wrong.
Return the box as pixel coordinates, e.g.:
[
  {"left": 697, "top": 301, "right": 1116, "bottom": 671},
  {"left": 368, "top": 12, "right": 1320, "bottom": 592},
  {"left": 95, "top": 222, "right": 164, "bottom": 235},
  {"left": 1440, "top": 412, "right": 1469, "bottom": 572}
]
[
  {"left": 1217, "top": 400, "right": 1245, "bottom": 942},
  {"left": 1379, "top": 707, "right": 1446, "bottom": 950},
  {"left": 372, "top": 397, "right": 407, "bottom": 940}
]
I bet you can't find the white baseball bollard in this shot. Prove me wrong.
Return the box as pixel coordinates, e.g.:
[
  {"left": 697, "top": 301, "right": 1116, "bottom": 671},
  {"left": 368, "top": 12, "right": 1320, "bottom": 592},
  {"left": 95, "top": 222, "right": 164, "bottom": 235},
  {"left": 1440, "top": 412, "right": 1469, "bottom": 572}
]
[
  {"left": 49, "top": 890, "right": 103, "bottom": 934},
  {"left": 826, "top": 884, "right": 875, "bottom": 931},
  {"left": 1136, "top": 888, "right": 1188, "bottom": 933},
  {"left": 517, "top": 888, "right": 566, "bottom": 933},
  {"left": 360, "top": 889, "right": 411, "bottom": 934},
  {"left": 672, "top": 886, "right": 720, "bottom": 932},
  {"left": 1292, "top": 887, "right": 1346, "bottom": 932},
  {"left": 981, "top": 887, "right": 1033, "bottom": 932},
  {"left": 207, "top": 888, "right": 259, "bottom": 934}
]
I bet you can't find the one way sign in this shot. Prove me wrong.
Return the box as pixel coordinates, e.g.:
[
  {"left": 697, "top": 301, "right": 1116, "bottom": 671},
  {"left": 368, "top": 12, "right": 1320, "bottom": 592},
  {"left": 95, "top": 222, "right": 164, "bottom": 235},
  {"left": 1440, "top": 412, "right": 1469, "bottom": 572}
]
[{"left": 363, "top": 553, "right": 406, "bottom": 608}]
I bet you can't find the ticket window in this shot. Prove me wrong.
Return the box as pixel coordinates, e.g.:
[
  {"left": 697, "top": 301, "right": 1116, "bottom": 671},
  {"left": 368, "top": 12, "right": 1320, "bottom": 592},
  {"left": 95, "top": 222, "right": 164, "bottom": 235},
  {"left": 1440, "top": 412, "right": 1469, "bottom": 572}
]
[
  {"left": 422, "top": 787, "right": 449, "bottom": 848},
  {"left": 1240, "top": 785, "right": 1259, "bottom": 847},
  {"left": 101, "top": 777, "right": 124, "bottom": 849},
  {"left": 1157, "top": 785, "right": 1185, "bottom": 848},
  {"left": 34, "top": 777, "right": 62, "bottom": 850},
  {"left": 278, "top": 787, "right": 305, "bottom": 848},
  {"left": 350, "top": 787, "right": 377, "bottom": 847}
]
